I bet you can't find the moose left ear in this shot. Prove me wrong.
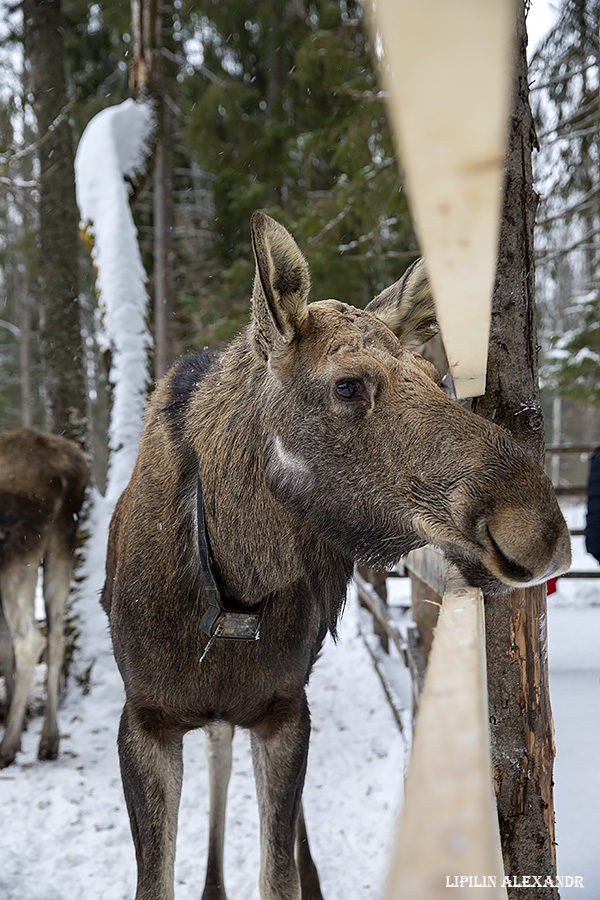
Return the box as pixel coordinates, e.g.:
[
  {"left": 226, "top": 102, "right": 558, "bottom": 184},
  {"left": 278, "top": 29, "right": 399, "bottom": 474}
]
[
  {"left": 365, "top": 258, "right": 438, "bottom": 349},
  {"left": 250, "top": 212, "right": 310, "bottom": 363}
]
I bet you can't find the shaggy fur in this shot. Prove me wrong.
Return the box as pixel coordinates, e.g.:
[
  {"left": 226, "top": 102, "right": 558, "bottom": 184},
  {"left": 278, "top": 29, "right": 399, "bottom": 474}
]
[
  {"left": 0, "top": 429, "right": 88, "bottom": 768},
  {"left": 103, "top": 212, "right": 570, "bottom": 900}
]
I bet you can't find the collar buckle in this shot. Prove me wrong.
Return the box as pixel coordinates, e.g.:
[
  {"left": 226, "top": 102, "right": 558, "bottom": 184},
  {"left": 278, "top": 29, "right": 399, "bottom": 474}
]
[{"left": 197, "top": 471, "right": 262, "bottom": 642}]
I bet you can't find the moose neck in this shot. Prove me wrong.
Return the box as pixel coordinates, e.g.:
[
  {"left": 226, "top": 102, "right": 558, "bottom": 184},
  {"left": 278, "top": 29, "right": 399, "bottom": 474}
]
[{"left": 186, "top": 339, "right": 331, "bottom": 607}]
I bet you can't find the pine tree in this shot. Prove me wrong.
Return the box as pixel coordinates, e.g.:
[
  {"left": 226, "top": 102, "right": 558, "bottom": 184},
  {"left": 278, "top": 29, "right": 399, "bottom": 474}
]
[
  {"left": 173, "top": 0, "right": 415, "bottom": 348},
  {"left": 23, "top": 0, "right": 88, "bottom": 446}
]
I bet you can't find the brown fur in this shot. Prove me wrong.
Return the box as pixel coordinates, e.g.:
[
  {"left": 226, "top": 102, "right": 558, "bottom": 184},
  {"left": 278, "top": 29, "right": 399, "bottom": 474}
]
[
  {"left": 103, "top": 213, "right": 570, "bottom": 900},
  {"left": 0, "top": 428, "right": 88, "bottom": 767}
]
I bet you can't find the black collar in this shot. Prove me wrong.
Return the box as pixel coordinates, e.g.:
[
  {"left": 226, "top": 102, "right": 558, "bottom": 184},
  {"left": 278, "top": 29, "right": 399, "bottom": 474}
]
[{"left": 197, "top": 471, "right": 261, "bottom": 640}]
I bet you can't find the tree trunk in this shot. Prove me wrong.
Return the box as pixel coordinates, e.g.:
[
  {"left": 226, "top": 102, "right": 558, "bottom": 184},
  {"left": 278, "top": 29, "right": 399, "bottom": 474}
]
[
  {"left": 478, "top": 5, "right": 559, "bottom": 895},
  {"left": 19, "top": 266, "right": 32, "bottom": 429},
  {"left": 23, "top": 0, "right": 87, "bottom": 447},
  {"left": 153, "top": 122, "right": 173, "bottom": 379},
  {"left": 130, "top": 0, "right": 172, "bottom": 378}
]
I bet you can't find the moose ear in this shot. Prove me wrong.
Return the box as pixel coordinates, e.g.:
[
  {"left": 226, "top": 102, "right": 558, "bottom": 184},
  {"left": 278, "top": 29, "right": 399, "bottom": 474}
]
[
  {"left": 365, "top": 258, "right": 438, "bottom": 349},
  {"left": 250, "top": 212, "right": 310, "bottom": 363}
]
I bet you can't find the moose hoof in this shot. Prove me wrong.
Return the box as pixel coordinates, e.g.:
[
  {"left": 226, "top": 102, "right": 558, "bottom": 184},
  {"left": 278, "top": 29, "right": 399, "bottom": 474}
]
[
  {"left": 38, "top": 737, "right": 59, "bottom": 761},
  {"left": 301, "top": 881, "right": 325, "bottom": 900},
  {"left": 0, "top": 748, "right": 16, "bottom": 769},
  {"left": 201, "top": 888, "right": 228, "bottom": 900}
]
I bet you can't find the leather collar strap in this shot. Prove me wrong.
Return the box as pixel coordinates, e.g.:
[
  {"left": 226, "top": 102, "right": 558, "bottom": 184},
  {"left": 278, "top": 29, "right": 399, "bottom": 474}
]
[{"left": 197, "top": 471, "right": 261, "bottom": 640}]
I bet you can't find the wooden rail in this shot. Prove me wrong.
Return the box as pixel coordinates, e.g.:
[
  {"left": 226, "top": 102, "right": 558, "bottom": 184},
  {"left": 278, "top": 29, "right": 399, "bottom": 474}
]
[
  {"left": 356, "top": 528, "right": 599, "bottom": 894},
  {"left": 384, "top": 552, "right": 507, "bottom": 899}
]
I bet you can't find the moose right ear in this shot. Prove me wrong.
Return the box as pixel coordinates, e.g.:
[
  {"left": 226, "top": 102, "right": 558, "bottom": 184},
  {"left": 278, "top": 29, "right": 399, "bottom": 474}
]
[
  {"left": 250, "top": 212, "right": 310, "bottom": 365},
  {"left": 365, "top": 258, "right": 439, "bottom": 349}
]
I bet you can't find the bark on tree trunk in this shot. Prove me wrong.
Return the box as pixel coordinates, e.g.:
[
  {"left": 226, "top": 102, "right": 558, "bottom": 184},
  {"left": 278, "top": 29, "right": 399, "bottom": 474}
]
[
  {"left": 24, "top": 0, "right": 87, "bottom": 447},
  {"left": 153, "top": 121, "right": 173, "bottom": 380},
  {"left": 478, "top": 5, "right": 559, "bottom": 895},
  {"left": 19, "top": 266, "right": 32, "bottom": 429},
  {"left": 130, "top": 0, "right": 172, "bottom": 378}
]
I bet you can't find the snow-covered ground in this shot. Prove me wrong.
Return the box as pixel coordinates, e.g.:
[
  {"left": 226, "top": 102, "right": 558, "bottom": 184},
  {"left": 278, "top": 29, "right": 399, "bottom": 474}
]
[
  {"left": 0, "top": 498, "right": 597, "bottom": 899},
  {"left": 0, "top": 494, "right": 406, "bottom": 900},
  {"left": 547, "top": 505, "right": 600, "bottom": 895}
]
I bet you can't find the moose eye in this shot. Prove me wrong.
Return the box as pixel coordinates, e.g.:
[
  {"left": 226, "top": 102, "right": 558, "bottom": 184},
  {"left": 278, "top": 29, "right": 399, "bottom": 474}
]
[{"left": 335, "top": 379, "right": 362, "bottom": 400}]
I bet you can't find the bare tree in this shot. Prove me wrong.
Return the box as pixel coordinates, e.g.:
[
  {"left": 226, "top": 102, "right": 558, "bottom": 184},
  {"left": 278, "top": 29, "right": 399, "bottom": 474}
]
[
  {"left": 480, "top": 5, "right": 559, "bottom": 894},
  {"left": 130, "top": 0, "right": 173, "bottom": 378},
  {"left": 23, "top": 0, "right": 87, "bottom": 447}
]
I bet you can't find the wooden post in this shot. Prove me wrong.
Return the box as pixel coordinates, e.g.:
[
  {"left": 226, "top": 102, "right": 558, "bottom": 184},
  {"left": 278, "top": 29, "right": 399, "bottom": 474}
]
[
  {"left": 385, "top": 569, "right": 507, "bottom": 899},
  {"left": 367, "top": 0, "right": 516, "bottom": 398},
  {"left": 477, "top": 6, "right": 560, "bottom": 895}
]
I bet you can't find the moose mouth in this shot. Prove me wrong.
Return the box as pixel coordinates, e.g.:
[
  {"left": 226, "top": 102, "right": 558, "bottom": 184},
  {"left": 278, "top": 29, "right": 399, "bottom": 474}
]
[
  {"left": 447, "top": 552, "right": 518, "bottom": 596},
  {"left": 445, "top": 535, "right": 552, "bottom": 596}
]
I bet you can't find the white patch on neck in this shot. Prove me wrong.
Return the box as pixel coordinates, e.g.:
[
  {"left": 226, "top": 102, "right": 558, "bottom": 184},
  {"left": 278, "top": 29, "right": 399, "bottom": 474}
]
[{"left": 274, "top": 436, "right": 311, "bottom": 480}]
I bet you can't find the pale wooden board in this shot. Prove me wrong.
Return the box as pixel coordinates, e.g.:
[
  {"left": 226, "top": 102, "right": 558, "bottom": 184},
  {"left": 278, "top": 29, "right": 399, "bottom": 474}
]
[
  {"left": 403, "top": 545, "right": 448, "bottom": 597},
  {"left": 369, "top": 0, "right": 516, "bottom": 398},
  {"left": 384, "top": 569, "right": 507, "bottom": 899}
]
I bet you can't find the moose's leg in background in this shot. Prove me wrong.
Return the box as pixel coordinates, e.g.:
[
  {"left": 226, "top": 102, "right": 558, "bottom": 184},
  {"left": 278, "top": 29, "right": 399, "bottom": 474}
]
[
  {"left": 295, "top": 802, "right": 324, "bottom": 900},
  {"left": 118, "top": 702, "right": 184, "bottom": 900},
  {"left": 0, "top": 600, "right": 15, "bottom": 711},
  {"left": 251, "top": 694, "right": 314, "bottom": 900},
  {"left": 0, "top": 560, "right": 45, "bottom": 768},
  {"left": 39, "top": 533, "right": 75, "bottom": 760},
  {"left": 202, "top": 721, "right": 234, "bottom": 900}
]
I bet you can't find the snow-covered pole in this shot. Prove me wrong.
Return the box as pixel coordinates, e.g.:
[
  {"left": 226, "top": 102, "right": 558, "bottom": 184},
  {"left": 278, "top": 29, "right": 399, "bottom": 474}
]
[{"left": 75, "top": 99, "right": 155, "bottom": 505}]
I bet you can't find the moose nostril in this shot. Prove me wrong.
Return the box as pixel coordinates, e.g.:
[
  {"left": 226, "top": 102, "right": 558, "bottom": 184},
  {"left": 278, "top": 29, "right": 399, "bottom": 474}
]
[{"left": 486, "top": 527, "right": 533, "bottom": 583}]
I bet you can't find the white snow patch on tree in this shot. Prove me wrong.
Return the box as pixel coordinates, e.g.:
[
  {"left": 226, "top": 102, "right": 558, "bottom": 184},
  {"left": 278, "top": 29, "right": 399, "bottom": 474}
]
[{"left": 75, "top": 98, "right": 155, "bottom": 504}]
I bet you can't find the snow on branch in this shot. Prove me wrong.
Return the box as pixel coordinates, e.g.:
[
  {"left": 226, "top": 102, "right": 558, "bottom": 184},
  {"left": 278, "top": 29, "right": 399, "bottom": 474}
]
[{"left": 75, "top": 98, "right": 155, "bottom": 505}]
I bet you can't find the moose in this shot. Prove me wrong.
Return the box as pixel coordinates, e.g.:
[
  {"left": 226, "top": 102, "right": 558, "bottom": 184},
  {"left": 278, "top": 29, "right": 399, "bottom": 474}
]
[
  {"left": 0, "top": 428, "right": 89, "bottom": 768},
  {"left": 103, "top": 213, "right": 571, "bottom": 900}
]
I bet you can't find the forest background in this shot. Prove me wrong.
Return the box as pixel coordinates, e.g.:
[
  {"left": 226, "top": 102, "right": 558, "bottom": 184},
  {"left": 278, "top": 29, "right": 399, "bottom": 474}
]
[{"left": 0, "top": 0, "right": 598, "bottom": 492}]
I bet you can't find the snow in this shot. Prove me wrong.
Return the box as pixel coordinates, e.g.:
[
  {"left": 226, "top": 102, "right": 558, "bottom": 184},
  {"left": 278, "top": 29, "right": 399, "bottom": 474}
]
[
  {"left": 74, "top": 99, "right": 155, "bottom": 504},
  {"left": 526, "top": 0, "right": 559, "bottom": 58},
  {"left": 0, "top": 489, "right": 406, "bottom": 900},
  {"left": 1, "top": 496, "right": 597, "bottom": 897},
  {"left": 546, "top": 505, "right": 600, "bottom": 894}
]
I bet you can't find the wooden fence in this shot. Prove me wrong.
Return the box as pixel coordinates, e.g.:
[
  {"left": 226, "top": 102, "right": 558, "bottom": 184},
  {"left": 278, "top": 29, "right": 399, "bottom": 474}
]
[
  {"left": 355, "top": 455, "right": 598, "bottom": 896},
  {"left": 358, "top": 548, "right": 508, "bottom": 898},
  {"left": 546, "top": 444, "right": 599, "bottom": 579}
]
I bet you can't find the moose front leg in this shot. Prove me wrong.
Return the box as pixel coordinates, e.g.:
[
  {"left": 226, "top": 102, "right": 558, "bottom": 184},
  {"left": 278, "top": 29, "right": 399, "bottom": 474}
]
[
  {"left": 251, "top": 696, "right": 314, "bottom": 900},
  {"left": 296, "top": 802, "right": 324, "bottom": 900},
  {"left": 118, "top": 702, "right": 184, "bottom": 900},
  {"left": 202, "top": 721, "right": 234, "bottom": 900}
]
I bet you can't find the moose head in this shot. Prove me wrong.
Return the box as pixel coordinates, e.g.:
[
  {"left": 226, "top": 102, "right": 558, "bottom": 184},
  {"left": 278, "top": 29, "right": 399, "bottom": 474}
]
[{"left": 242, "top": 212, "right": 570, "bottom": 596}]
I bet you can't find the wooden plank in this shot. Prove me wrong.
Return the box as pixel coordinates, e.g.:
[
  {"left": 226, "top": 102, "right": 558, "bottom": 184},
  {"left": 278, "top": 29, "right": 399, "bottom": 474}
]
[
  {"left": 560, "top": 571, "right": 600, "bottom": 579},
  {"left": 367, "top": 0, "right": 516, "bottom": 398},
  {"left": 545, "top": 444, "right": 597, "bottom": 455},
  {"left": 384, "top": 569, "right": 507, "bottom": 899},
  {"left": 403, "top": 545, "right": 448, "bottom": 597}
]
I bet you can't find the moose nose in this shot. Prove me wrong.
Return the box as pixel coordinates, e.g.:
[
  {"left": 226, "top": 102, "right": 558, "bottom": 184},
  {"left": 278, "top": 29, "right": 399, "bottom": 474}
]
[{"left": 484, "top": 502, "right": 571, "bottom": 588}]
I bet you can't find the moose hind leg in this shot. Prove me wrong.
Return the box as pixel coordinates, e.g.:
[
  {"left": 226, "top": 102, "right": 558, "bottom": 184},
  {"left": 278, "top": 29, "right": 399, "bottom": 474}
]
[
  {"left": 202, "top": 721, "right": 234, "bottom": 900},
  {"left": 39, "top": 543, "right": 74, "bottom": 760},
  {"left": 251, "top": 695, "right": 312, "bottom": 900},
  {"left": 118, "top": 702, "right": 184, "bottom": 900},
  {"left": 0, "top": 601, "right": 15, "bottom": 713},
  {"left": 295, "top": 802, "right": 324, "bottom": 900},
  {"left": 0, "top": 562, "right": 45, "bottom": 768}
]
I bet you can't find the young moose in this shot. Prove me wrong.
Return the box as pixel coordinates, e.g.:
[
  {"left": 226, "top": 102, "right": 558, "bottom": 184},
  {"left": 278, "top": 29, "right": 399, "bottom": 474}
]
[
  {"left": 0, "top": 428, "right": 89, "bottom": 767},
  {"left": 103, "top": 213, "right": 570, "bottom": 900}
]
